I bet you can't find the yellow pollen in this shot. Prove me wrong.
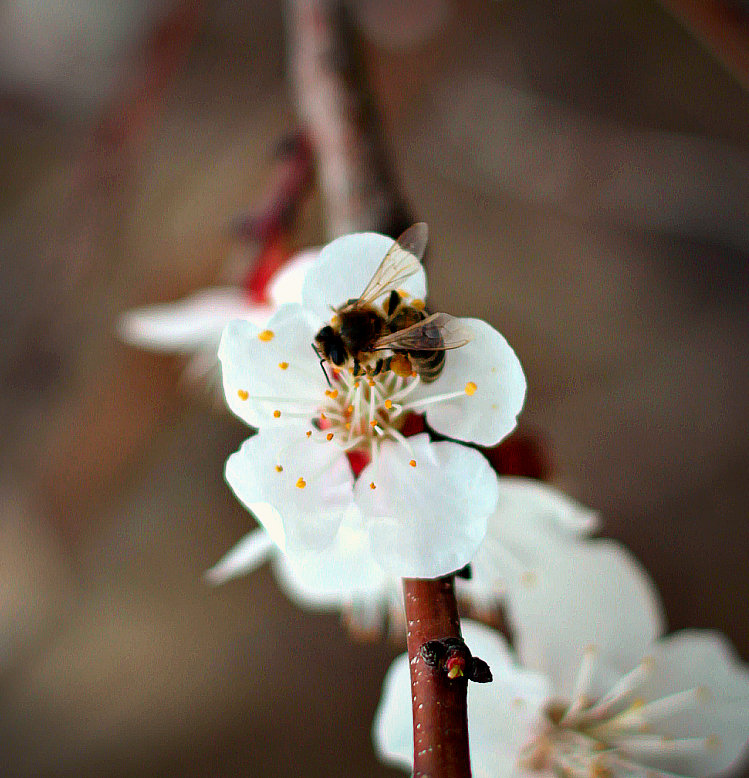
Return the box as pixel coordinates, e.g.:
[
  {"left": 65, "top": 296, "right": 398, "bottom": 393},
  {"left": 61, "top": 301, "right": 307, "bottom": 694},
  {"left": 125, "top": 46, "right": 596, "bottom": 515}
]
[
  {"left": 410, "top": 371, "right": 417, "bottom": 377},
  {"left": 306, "top": 430, "right": 312, "bottom": 438},
  {"left": 368, "top": 379, "right": 375, "bottom": 387},
  {"left": 369, "top": 482, "right": 376, "bottom": 490},
  {"left": 369, "top": 420, "right": 378, "bottom": 428},
  {"left": 274, "top": 465, "right": 283, "bottom": 473},
  {"left": 411, "top": 299, "right": 425, "bottom": 310},
  {"left": 258, "top": 329, "right": 274, "bottom": 341},
  {"left": 345, "top": 422, "right": 351, "bottom": 430},
  {"left": 409, "top": 459, "right": 417, "bottom": 467},
  {"left": 384, "top": 399, "right": 393, "bottom": 409},
  {"left": 273, "top": 410, "right": 281, "bottom": 418},
  {"left": 465, "top": 381, "right": 477, "bottom": 395},
  {"left": 296, "top": 477, "right": 306, "bottom": 489},
  {"left": 325, "top": 389, "right": 338, "bottom": 399},
  {"left": 326, "top": 433, "right": 334, "bottom": 441},
  {"left": 320, "top": 413, "right": 327, "bottom": 420},
  {"left": 330, "top": 315, "right": 340, "bottom": 326},
  {"left": 236, "top": 389, "right": 249, "bottom": 401},
  {"left": 354, "top": 381, "right": 360, "bottom": 388},
  {"left": 278, "top": 361, "right": 289, "bottom": 370},
  {"left": 396, "top": 288, "right": 410, "bottom": 298},
  {"left": 347, "top": 404, "right": 354, "bottom": 413}
]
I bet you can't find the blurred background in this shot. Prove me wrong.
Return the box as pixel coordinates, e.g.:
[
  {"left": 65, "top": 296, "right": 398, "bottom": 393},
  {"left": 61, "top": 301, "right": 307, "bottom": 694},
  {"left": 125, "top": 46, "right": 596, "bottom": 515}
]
[{"left": 0, "top": 1, "right": 747, "bottom": 775}]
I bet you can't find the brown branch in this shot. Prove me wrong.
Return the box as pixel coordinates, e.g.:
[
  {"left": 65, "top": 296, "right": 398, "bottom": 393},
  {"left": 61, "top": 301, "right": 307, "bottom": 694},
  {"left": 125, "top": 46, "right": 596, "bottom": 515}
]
[
  {"left": 286, "top": 0, "right": 412, "bottom": 238},
  {"left": 658, "top": 0, "right": 749, "bottom": 90},
  {"left": 403, "top": 577, "right": 472, "bottom": 778}
]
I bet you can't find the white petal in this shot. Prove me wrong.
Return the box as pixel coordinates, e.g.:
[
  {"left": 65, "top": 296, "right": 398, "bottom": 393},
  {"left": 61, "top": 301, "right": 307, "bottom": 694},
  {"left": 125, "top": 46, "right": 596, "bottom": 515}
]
[
  {"left": 626, "top": 631, "right": 749, "bottom": 777},
  {"left": 355, "top": 434, "right": 498, "bottom": 578},
  {"left": 302, "top": 232, "right": 427, "bottom": 320},
  {"left": 407, "top": 318, "right": 526, "bottom": 447},
  {"left": 204, "top": 528, "right": 275, "bottom": 585},
  {"left": 271, "top": 506, "right": 389, "bottom": 609},
  {"left": 461, "top": 478, "right": 600, "bottom": 605},
  {"left": 218, "top": 304, "right": 324, "bottom": 428},
  {"left": 508, "top": 538, "right": 665, "bottom": 699},
  {"left": 373, "top": 620, "right": 550, "bottom": 777},
  {"left": 118, "top": 287, "right": 272, "bottom": 352},
  {"left": 224, "top": 427, "right": 355, "bottom": 557},
  {"left": 267, "top": 249, "right": 320, "bottom": 307}
]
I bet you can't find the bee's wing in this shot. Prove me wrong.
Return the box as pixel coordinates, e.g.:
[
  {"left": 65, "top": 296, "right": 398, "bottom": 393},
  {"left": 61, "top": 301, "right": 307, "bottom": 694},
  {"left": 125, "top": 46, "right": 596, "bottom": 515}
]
[
  {"left": 373, "top": 312, "right": 472, "bottom": 351},
  {"left": 346, "top": 223, "right": 428, "bottom": 310}
]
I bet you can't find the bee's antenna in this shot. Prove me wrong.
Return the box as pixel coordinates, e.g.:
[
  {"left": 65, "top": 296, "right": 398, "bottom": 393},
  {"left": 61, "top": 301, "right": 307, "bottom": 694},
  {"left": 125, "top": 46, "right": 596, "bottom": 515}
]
[{"left": 312, "top": 344, "right": 332, "bottom": 388}]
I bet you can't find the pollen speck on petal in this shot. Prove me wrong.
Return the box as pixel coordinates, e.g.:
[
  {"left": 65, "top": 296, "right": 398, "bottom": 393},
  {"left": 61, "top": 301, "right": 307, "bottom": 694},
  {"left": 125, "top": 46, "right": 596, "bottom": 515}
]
[
  {"left": 258, "top": 329, "right": 274, "bottom": 341},
  {"left": 237, "top": 389, "right": 249, "bottom": 401}
]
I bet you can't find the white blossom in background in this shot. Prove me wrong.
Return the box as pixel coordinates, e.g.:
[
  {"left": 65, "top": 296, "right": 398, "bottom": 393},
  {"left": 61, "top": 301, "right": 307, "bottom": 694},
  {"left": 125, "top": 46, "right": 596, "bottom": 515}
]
[
  {"left": 218, "top": 229, "right": 526, "bottom": 579},
  {"left": 207, "top": 476, "right": 608, "bottom": 637},
  {"left": 118, "top": 250, "right": 317, "bottom": 396},
  {"left": 375, "top": 570, "right": 749, "bottom": 778}
]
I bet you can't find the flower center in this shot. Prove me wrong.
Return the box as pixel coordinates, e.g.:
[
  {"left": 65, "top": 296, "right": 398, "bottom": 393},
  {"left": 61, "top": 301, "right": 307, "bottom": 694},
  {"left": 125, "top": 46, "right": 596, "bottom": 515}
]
[
  {"left": 519, "top": 648, "right": 721, "bottom": 778},
  {"left": 309, "top": 367, "right": 423, "bottom": 462}
]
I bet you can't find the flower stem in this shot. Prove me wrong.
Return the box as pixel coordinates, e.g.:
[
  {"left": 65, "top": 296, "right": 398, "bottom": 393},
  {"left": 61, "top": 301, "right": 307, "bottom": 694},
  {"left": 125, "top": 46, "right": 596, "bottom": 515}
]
[{"left": 402, "top": 577, "right": 471, "bottom": 778}]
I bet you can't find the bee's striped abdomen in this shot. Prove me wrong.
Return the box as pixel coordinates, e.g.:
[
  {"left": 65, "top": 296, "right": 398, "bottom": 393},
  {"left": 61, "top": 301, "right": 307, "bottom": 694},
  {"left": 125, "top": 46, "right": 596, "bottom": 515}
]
[{"left": 387, "top": 305, "right": 445, "bottom": 383}]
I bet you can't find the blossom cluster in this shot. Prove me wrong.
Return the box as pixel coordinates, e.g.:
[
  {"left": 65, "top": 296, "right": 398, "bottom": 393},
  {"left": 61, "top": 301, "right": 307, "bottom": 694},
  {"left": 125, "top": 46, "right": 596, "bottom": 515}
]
[{"left": 121, "top": 227, "right": 749, "bottom": 776}]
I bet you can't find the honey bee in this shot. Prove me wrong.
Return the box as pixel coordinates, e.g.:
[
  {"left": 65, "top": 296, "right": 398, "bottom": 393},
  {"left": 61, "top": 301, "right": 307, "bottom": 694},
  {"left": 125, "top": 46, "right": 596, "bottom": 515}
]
[{"left": 313, "top": 223, "right": 471, "bottom": 383}]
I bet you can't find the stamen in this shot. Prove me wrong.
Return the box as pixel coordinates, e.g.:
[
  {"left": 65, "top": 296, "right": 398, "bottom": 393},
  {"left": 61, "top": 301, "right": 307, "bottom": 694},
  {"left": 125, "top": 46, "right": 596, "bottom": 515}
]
[
  {"left": 237, "top": 389, "right": 249, "bottom": 400},
  {"left": 465, "top": 381, "right": 477, "bottom": 395},
  {"left": 560, "top": 645, "right": 598, "bottom": 725},
  {"left": 584, "top": 662, "right": 652, "bottom": 720},
  {"left": 258, "top": 329, "right": 274, "bottom": 341}
]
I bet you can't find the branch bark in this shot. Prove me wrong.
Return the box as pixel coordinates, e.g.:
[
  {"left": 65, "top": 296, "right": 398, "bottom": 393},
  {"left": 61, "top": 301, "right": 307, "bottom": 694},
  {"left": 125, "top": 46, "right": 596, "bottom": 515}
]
[{"left": 403, "top": 577, "right": 472, "bottom": 778}]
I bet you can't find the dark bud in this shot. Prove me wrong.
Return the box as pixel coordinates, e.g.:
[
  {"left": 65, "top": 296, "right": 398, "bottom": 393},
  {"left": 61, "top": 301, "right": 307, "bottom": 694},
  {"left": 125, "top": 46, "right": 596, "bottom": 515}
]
[
  {"left": 467, "top": 656, "right": 492, "bottom": 684},
  {"left": 420, "top": 640, "right": 447, "bottom": 667}
]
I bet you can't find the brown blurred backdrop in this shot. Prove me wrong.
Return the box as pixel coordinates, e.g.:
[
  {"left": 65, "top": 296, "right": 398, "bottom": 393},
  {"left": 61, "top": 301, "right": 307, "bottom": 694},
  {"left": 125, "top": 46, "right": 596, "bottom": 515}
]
[{"left": 0, "top": 1, "right": 747, "bottom": 776}]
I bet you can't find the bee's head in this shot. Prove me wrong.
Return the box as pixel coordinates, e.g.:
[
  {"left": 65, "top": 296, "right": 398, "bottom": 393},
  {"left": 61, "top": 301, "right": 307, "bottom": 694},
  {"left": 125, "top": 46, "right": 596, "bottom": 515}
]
[{"left": 315, "top": 325, "right": 347, "bottom": 366}]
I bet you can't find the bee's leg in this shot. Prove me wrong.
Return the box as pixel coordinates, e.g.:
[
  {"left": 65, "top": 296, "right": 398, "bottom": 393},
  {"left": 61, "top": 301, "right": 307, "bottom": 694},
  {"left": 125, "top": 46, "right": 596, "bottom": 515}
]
[
  {"left": 386, "top": 290, "right": 401, "bottom": 317},
  {"left": 372, "top": 357, "right": 386, "bottom": 376},
  {"left": 353, "top": 359, "right": 363, "bottom": 377}
]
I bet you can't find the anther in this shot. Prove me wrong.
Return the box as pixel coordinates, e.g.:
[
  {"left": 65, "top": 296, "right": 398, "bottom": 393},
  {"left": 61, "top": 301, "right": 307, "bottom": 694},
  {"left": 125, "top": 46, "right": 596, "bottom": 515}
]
[
  {"left": 326, "top": 433, "right": 334, "bottom": 441},
  {"left": 320, "top": 413, "right": 327, "bottom": 420},
  {"left": 370, "top": 420, "right": 378, "bottom": 428},
  {"left": 465, "top": 381, "right": 477, "bottom": 395},
  {"left": 258, "top": 329, "right": 274, "bottom": 341},
  {"left": 237, "top": 389, "right": 249, "bottom": 401},
  {"left": 325, "top": 389, "right": 338, "bottom": 399},
  {"left": 368, "top": 379, "right": 375, "bottom": 387},
  {"left": 345, "top": 422, "right": 351, "bottom": 430},
  {"left": 409, "top": 459, "right": 417, "bottom": 467},
  {"left": 274, "top": 465, "right": 283, "bottom": 473},
  {"left": 384, "top": 399, "right": 393, "bottom": 409},
  {"left": 369, "top": 482, "right": 376, "bottom": 490},
  {"left": 273, "top": 410, "right": 281, "bottom": 418},
  {"left": 278, "top": 361, "right": 289, "bottom": 370},
  {"left": 306, "top": 430, "right": 312, "bottom": 438},
  {"left": 296, "top": 477, "right": 306, "bottom": 489}
]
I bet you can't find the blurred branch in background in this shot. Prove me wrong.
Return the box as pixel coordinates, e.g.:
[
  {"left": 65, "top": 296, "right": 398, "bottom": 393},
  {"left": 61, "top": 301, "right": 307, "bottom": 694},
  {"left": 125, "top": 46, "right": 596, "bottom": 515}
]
[
  {"left": 659, "top": 0, "right": 749, "bottom": 90},
  {"left": 287, "top": 0, "right": 412, "bottom": 237}
]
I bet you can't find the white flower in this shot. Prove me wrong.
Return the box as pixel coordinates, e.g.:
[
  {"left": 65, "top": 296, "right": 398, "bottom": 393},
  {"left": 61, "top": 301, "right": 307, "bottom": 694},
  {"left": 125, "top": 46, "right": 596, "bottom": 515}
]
[
  {"left": 117, "top": 250, "right": 317, "bottom": 395},
  {"left": 218, "top": 229, "right": 526, "bottom": 579},
  {"left": 207, "top": 477, "right": 608, "bottom": 637},
  {"left": 375, "top": 558, "right": 749, "bottom": 778}
]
